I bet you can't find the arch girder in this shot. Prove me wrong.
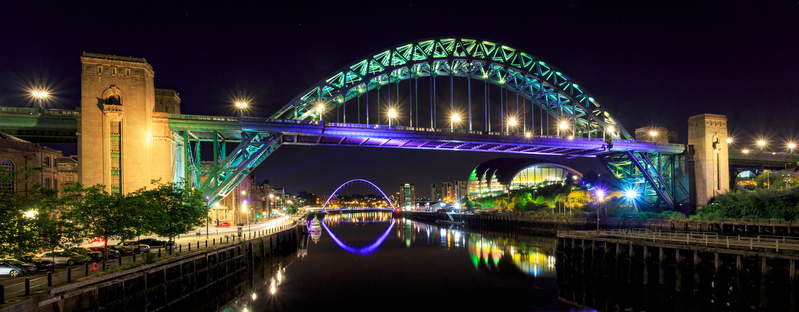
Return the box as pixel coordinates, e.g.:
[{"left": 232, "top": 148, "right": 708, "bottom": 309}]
[{"left": 273, "top": 38, "right": 630, "bottom": 139}]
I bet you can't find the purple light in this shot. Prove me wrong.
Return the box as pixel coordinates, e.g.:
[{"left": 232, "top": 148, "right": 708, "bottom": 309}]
[
  {"left": 322, "top": 219, "right": 395, "bottom": 254},
  {"left": 321, "top": 179, "right": 396, "bottom": 210}
]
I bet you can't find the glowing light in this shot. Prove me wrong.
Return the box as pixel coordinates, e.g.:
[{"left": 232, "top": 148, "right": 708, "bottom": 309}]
[
  {"left": 270, "top": 284, "right": 276, "bottom": 295},
  {"left": 242, "top": 203, "right": 247, "bottom": 213},
  {"left": 269, "top": 193, "right": 274, "bottom": 199},
  {"left": 742, "top": 149, "right": 749, "bottom": 154},
  {"left": 388, "top": 108, "right": 398, "bottom": 119},
  {"left": 559, "top": 121, "right": 569, "bottom": 130},
  {"left": 596, "top": 190, "right": 605, "bottom": 201},
  {"left": 567, "top": 136, "right": 574, "bottom": 140},
  {"left": 624, "top": 189, "right": 639, "bottom": 199},
  {"left": 726, "top": 137, "right": 733, "bottom": 144},
  {"left": 214, "top": 202, "right": 220, "bottom": 208},
  {"left": 235, "top": 101, "right": 248, "bottom": 109},
  {"left": 525, "top": 132, "right": 531, "bottom": 138},
  {"left": 789, "top": 143, "right": 796, "bottom": 150},
  {"left": 251, "top": 293, "right": 257, "bottom": 300},
  {"left": 277, "top": 271, "right": 282, "bottom": 282},
  {"left": 607, "top": 126, "right": 615, "bottom": 133},
  {"left": 32, "top": 90, "right": 49, "bottom": 99},
  {"left": 322, "top": 219, "right": 395, "bottom": 254},
  {"left": 508, "top": 118, "right": 517, "bottom": 126},
  {"left": 241, "top": 190, "right": 246, "bottom": 195},
  {"left": 758, "top": 140, "right": 766, "bottom": 147},
  {"left": 316, "top": 103, "right": 324, "bottom": 113},
  {"left": 23, "top": 210, "right": 38, "bottom": 218},
  {"left": 451, "top": 114, "right": 461, "bottom": 123},
  {"left": 649, "top": 131, "right": 658, "bottom": 137}
]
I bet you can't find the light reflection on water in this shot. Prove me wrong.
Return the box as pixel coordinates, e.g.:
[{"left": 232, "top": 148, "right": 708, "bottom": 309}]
[{"left": 226, "top": 212, "right": 579, "bottom": 312}]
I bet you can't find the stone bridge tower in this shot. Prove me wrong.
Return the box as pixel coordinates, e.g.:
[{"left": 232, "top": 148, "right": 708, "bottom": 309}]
[
  {"left": 77, "top": 53, "right": 178, "bottom": 194},
  {"left": 688, "top": 113, "right": 730, "bottom": 207}
]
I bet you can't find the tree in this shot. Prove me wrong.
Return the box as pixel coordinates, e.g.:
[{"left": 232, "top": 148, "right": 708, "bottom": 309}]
[
  {"left": 0, "top": 166, "right": 76, "bottom": 258},
  {"left": 140, "top": 182, "right": 207, "bottom": 244},
  {"left": 60, "top": 183, "right": 138, "bottom": 261},
  {"left": 286, "top": 205, "right": 298, "bottom": 215}
]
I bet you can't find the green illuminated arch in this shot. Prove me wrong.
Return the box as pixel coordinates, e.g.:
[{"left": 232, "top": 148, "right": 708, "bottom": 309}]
[{"left": 272, "top": 37, "right": 631, "bottom": 139}]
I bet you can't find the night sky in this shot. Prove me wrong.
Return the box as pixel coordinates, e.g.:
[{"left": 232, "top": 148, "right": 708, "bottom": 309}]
[{"left": 1, "top": 1, "right": 797, "bottom": 197}]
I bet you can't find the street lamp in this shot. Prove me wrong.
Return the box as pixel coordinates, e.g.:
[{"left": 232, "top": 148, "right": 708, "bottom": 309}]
[
  {"left": 317, "top": 103, "right": 325, "bottom": 122},
  {"left": 32, "top": 90, "right": 49, "bottom": 109},
  {"left": 214, "top": 202, "right": 220, "bottom": 235},
  {"left": 242, "top": 200, "right": 250, "bottom": 234},
  {"left": 235, "top": 101, "right": 248, "bottom": 117},
  {"left": 507, "top": 117, "right": 517, "bottom": 135},
  {"left": 559, "top": 120, "right": 569, "bottom": 136},
  {"left": 595, "top": 190, "right": 605, "bottom": 231},
  {"left": 525, "top": 132, "right": 532, "bottom": 138},
  {"left": 649, "top": 130, "right": 658, "bottom": 142},
  {"left": 451, "top": 113, "right": 461, "bottom": 131},
  {"left": 726, "top": 137, "right": 733, "bottom": 144},
  {"left": 388, "top": 108, "right": 397, "bottom": 126},
  {"left": 788, "top": 142, "right": 796, "bottom": 154},
  {"left": 757, "top": 140, "right": 767, "bottom": 149},
  {"left": 624, "top": 189, "right": 639, "bottom": 213}
]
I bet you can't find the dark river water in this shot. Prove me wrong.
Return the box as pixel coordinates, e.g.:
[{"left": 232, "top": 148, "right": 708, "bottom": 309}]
[{"left": 227, "top": 211, "right": 583, "bottom": 312}]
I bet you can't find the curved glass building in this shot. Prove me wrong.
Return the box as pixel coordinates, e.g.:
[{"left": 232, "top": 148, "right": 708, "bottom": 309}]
[{"left": 467, "top": 158, "right": 583, "bottom": 199}]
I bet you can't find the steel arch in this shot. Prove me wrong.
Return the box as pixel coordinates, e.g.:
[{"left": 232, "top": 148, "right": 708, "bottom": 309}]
[
  {"left": 271, "top": 37, "right": 631, "bottom": 140},
  {"left": 321, "top": 179, "right": 396, "bottom": 210}
]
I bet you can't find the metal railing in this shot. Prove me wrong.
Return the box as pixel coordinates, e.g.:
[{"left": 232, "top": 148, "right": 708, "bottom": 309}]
[
  {"left": 0, "top": 221, "right": 298, "bottom": 304},
  {"left": 561, "top": 228, "right": 799, "bottom": 253}
]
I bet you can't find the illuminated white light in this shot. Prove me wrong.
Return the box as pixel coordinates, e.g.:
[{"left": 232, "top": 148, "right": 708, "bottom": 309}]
[
  {"left": 388, "top": 108, "right": 398, "bottom": 119},
  {"left": 525, "top": 132, "right": 531, "bottom": 138},
  {"left": 607, "top": 126, "right": 615, "bottom": 133},
  {"left": 726, "top": 137, "right": 733, "bottom": 144},
  {"left": 508, "top": 118, "right": 517, "bottom": 126},
  {"left": 451, "top": 114, "right": 461, "bottom": 122},
  {"left": 23, "top": 210, "right": 38, "bottom": 218},
  {"left": 559, "top": 121, "right": 569, "bottom": 130}
]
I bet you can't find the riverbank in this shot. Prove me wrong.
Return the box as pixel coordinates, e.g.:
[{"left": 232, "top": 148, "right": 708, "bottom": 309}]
[
  {"left": 401, "top": 211, "right": 799, "bottom": 237},
  {"left": 0, "top": 223, "right": 302, "bottom": 312}
]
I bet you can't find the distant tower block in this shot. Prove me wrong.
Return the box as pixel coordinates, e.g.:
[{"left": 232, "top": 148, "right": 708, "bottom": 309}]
[
  {"left": 688, "top": 114, "right": 729, "bottom": 207},
  {"left": 77, "top": 53, "right": 177, "bottom": 194}
]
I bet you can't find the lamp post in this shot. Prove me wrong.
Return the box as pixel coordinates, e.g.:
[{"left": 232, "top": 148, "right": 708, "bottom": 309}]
[
  {"left": 558, "top": 120, "right": 569, "bottom": 136},
  {"left": 32, "top": 90, "right": 48, "bottom": 110},
  {"left": 507, "top": 118, "right": 517, "bottom": 135},
  {"left": 451, "top": 113, "right": 461, "bottom": 131},
  {"left": 649, "top": 130, "right": 658, "bottom": 143},
  {"left": 214, "top": 203, "right": 220, "bottom": 235},
  {"left": 242, "top": 200, "right": 250, "bottom": 234},
  {"left": 317, "top": 104, "right": 325, "bottom": 123},
  {"left": 388, "top": 108, "right": 397, "bottom": 127},
  {"left": 269, "top": 193, "right": 274, "bottom": 219},
  {"left": 595, "top": 190, "right": 605, "bottom": 232},
  {"left": 235, "top": 101, "right": 248, "bottom": 117}
]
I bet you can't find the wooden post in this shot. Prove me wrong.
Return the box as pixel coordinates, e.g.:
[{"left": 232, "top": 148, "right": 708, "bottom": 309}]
[
  {"left": 659, "top": 247, "right": 665, "bottom": 286},
  {"left": 791, "top": 259, "right": 796, "bottom": 311},
  {"left": 760, "top": 257, "right": 769, "bottom": 308},
  {"left": 694, "top": 250, "right": 701, "bottom": 294},
  {"left": 675, "top": 249, "right": 682, "bottom": 292},
  {"left": 643, "top": 245, "right": 649, "bottom": 285}
]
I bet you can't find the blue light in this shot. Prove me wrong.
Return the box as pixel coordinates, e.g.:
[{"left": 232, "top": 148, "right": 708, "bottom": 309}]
[{"left": 624, "top": 189, "right": 638, "bottom": 199}]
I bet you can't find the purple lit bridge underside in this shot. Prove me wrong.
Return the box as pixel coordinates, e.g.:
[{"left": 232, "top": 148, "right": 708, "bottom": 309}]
[
  {"left": 168, "top": 116, "right": 684, "bottom": 157},
  {"left": 322, "top": 218, "right": 396, "bottom": 255}
]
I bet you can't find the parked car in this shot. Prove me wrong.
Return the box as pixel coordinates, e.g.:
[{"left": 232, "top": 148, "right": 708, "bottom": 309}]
[
  {"left": 33, "top": 251, "right": 88, "bottom": 266},
  {"left": 120, "top": 241, "right": 150, "bottom": 253},
  {"left": 0, "top": 259, "right": 37, "bottom": 274},
  {"left": 18, "top": 255, "right": 55, "bottom": 271},
  {"left": 217, "top": 221, "right": 231, "bottom": 227},
  {"left": 87, "top": 247, "right": 121, "bottom": 259},
  {"left": 70, "top": 247, "right": 103, "bottom": 261},
  {"left": 107, "top": 245, "right": 135, "bottom": 256},
  {"left": 0, "top": 262, "right": 23, "bottom": 277},
  {"left": 137, "top": 238, "right": 176, "bottom": 250}
]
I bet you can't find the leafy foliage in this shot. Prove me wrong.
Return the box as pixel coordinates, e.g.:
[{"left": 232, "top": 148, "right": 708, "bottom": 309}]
[
  {"left": 137, "top": 182, "right": 207, "bottom": 242},
  {"left": 0, "top": 166, "right": 79, "bottom": 257}
]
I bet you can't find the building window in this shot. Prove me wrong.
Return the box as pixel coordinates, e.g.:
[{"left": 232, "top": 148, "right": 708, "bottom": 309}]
[
  {"left": 43, "top": 156, "right": 50, "bottom": 167},
  {"left": 0, "top": 159, "right": 14, "bottom": 193},
  {"left": 106, "top": 95, "right": 121, "bottom": 105},
  {"left": 66, "top": 174, "right": 74, "bottom": 182},
  {"left": 44, "top": 177, "right": 50, "bottom": 188},
  {"left": 126, "top": 68, "right": 130, "bottom": 76},
  {"left": 98, "top": 66, "right": 102, "bottom": 74}
]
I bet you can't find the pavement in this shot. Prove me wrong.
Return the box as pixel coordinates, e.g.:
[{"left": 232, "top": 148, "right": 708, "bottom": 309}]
[{"left": 0, "top": 213, "right": 303, "bottom": 303}]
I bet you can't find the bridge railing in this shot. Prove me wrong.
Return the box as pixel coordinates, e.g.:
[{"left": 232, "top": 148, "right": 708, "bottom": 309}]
[
  {"left": 166, "top": 114, "right": 683, "bottom": 150},
  {"left": 0, "top": 107, "right": 77, "bottom": 116}
]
